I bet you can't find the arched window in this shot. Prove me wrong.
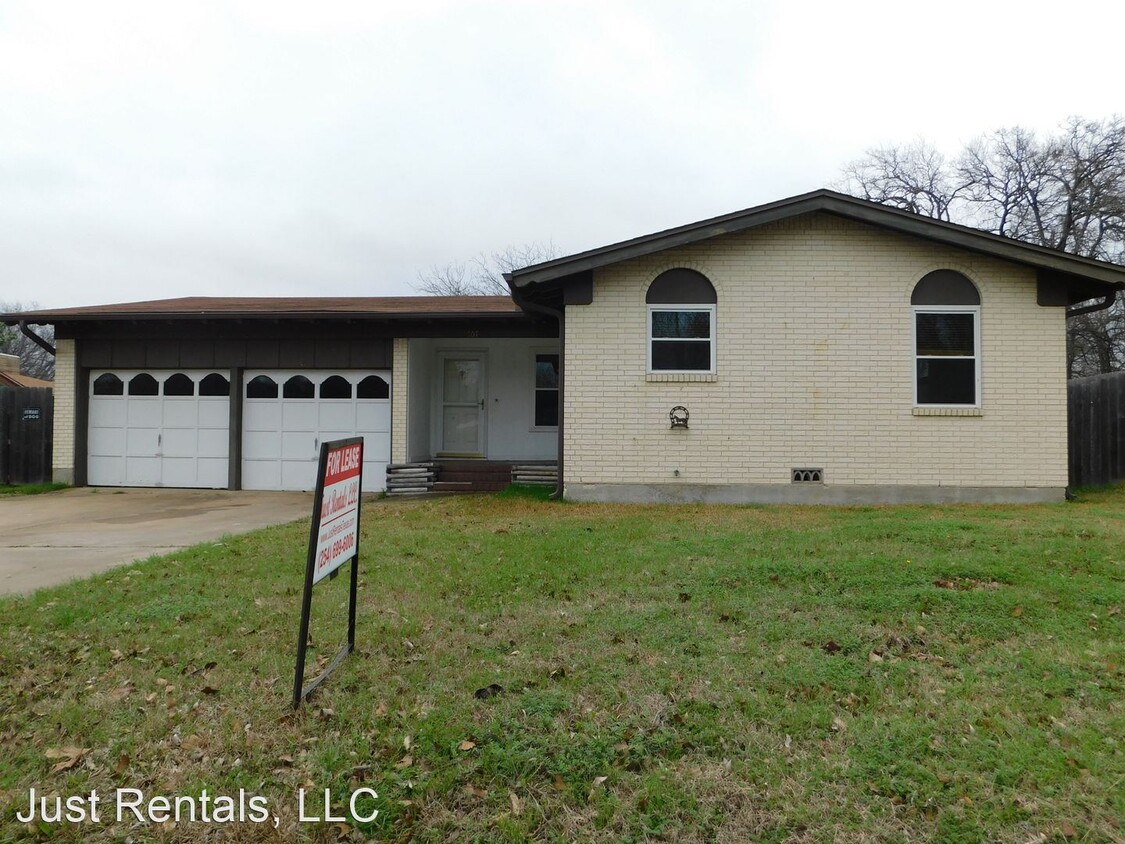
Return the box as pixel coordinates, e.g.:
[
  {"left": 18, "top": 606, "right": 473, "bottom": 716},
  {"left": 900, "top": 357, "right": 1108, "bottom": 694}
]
[
  {"left": 912, "top": 271, "right": 981, "bottom": 406},
  {"left": 163, "top": 373, "right": 194, "bottom": 396},
  {"left": 93, "top": 373, "right": 123, "bottom": 396},
  {"left": 199, "top": 373, "right": 230, "bottom": 397},
  {"left": 319, "top": 375, "right": 352, "bottom": 399},
  {"left": 128, "top": 373, "right": 159, "bottom": 396},
  {"left": 646, "top": 269, "right": 717, "bottom": 373},
  {"left": 283, "top": 375, "right": 315, "bottom": 399},
  {"left": 246, "top": 375, "right": 278, "bottom": 399},
  {"left": 356, "top": 375, "right": 389, "bottom": 399}
]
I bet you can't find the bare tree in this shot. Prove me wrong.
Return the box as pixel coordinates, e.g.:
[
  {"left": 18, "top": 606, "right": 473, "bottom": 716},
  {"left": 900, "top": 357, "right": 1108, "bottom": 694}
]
[
  {"left": 841, "top": 117, "right": 1125, "bottom": 376},
  {"left": 416, "top": 241, "right": 560, "bottom": 297},
  {"left": 840, "top": 139, "right": 967, "bottom": 221},
  {"left": 0, "top": 302, "right": 55, "bottom": 380}
]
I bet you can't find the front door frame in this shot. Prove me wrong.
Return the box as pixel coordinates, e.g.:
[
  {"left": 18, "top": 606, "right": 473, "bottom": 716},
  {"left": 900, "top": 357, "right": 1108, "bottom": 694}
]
[{"left": 435, "top": 351, "right": 487, "bottom": 458}]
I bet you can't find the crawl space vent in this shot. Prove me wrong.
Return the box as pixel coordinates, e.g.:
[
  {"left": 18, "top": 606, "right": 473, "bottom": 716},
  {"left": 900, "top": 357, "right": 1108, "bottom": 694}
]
[{"left": 791, "top": 468, "right": 824, "bottom": 483}]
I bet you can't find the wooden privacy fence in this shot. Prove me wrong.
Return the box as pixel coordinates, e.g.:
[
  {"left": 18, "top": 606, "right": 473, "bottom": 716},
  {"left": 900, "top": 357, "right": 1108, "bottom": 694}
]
[
  {"left": 0, "top": 387, "right": 53, "bottom": 485},
  {"left": 1068, "top": 372, "right": 1125, "bottom": 487}
]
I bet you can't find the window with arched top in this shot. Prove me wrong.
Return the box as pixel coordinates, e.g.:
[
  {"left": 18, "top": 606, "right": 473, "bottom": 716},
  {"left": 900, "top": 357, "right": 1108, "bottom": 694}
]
[
  {"left": 646, "top": 269, "right": 717, "bottom": 373},
  {"left": 163, "top": 373, "right": 194, "bottom": 396},
  {"left": 93, "top": 373, "right": 124, "bottom": 396},
  {"left": 128, "top": 373, "right": 159, "bottom": 396},
  {"left": 199, "top": 373, "right": 230, "bottom": 397},
  {"left": 246, "top": 375, "right": 278, "bottom": 399},
  {"left": 356, "top": 375, "right": 389, "bottom": 399},
  {"left": 283, "top": 375, "right": 315, "bottom": 399},
  {"left": 319, "top": 375, "right": 352, "bottom": 399},
  {"left": 912, "top": 270, "right": 981, "bottom": 406}
]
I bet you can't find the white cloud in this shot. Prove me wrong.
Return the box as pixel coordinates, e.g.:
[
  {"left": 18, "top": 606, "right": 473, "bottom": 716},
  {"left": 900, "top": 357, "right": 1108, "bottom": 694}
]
[{"left": 1, "top": 0, "right": 1122, "bottom": 307}]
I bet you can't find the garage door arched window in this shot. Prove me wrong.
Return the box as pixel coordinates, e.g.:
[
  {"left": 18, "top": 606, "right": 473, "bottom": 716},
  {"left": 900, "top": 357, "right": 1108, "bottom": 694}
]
[
  {"left": 646, "top": 269, "right": 717, "bottom": 373},
  {"left": 357, "top": 375, "right": 389, "bottom": 399},
  {"left": 93, "top": 373, "right": 124, "bottom": 396},
  {"left": 246, "top": 375, "right": 278, "bottom": 399},
  {"left": 199, "top": 373, "right": 230, "bottom": 397},
  {"left": 283, "top": 375, "right": 315, "bottom": 399},
  {"left": 163, "top": 373, "right": 194, "bottom": 397},
  {"left": 319, "top": 375, "right": 352, "bottom": 399},
  {"left": 128, "top": 373, "right": 159, "bottom": 396},
  {"left": 912, "top": 270, "right": 981, "bottom": 407}
]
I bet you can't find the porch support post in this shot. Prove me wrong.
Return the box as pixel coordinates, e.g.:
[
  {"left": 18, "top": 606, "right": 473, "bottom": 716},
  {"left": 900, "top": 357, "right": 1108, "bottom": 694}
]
[{"left": 391, "top": 337, "right": 409, "bottom": 464}]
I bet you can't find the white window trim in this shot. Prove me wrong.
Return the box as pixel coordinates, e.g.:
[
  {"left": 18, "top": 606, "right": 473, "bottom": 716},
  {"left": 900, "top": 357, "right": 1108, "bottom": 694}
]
[
  {"left": 912, "top": 305, "right": 981, "bottom": 409},
  {"left": 530, "top": 350, "right": 560, "bottom": 431},
  {"left": 647, "top": 305, "right": 717, "bottom": 375}
]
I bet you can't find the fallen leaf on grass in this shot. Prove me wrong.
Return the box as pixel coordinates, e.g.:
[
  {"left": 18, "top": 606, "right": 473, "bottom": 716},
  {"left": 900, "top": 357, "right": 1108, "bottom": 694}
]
[
  {"left": 114, "top": 753, "right": 129, "bottom": 775},
  {"left": 396, "top": 755, "right": 413, "bottom": 769},
  {"left": 831, "top": 717, "right": 847, "bottom": 733},
  {"left": 508, "top": 792, "right": 522, "bottom": 816},
  {"left": 868, "top": 651, "right": 884, "bottom": 663},
  {"left": 1059, "top": 822, "right": 1078, "bottom": 839},
  {"left": 678, "top": 592, "right": 691, "bottom": 602},
  {"left": 464, "top": 784, "right": 487, "bottom": 798},
  {"left": 588, "top": 776, "right": 608, "bottom": 798},
  {"left": 1011, "top": 606, "right": 1024, "bottom": 618},
  {"left": 821, "top": 640, "right": 841, "bottom": 654},
  {"left": 552, "top": 773, "right": 566, "bottom": 792},
  {"left": 45, "top": 746, "right": 88, "bottom": 773},
  {"left": 201, "top": 685, "right": 219, "bottom": 695},
  {"left": 458, "top": 740, "right": 476, "bottom": 751}
]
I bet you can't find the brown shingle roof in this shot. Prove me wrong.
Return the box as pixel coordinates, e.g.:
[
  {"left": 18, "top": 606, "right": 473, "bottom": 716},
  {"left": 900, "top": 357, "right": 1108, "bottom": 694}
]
[
  {"left": 0, "top": 371, "right": 53, "bottom": 389},
  {"left": 1, "top": 296, "right": 524, "bottom": 323}
]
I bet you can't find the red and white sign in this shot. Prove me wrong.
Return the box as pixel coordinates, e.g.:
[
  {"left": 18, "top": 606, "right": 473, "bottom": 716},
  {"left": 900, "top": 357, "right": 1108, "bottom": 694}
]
[{"left": 312, "top": 441, "right": 363, "bottom": 584}]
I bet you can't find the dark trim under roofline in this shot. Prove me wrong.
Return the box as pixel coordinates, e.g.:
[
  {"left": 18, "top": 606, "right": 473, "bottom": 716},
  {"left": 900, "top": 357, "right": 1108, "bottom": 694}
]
[
  {"left": 507, "top": 189, "right": 1125, "bottom": 299},
  {"left": 0, "top": 310, "right": 531, "bottom": 325}
]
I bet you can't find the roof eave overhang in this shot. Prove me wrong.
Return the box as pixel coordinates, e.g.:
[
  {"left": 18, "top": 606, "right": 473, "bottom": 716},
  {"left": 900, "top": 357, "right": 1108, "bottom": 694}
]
[
  {"left": 508, "top": 191, "right": 1125, "bottom": 297},
  {"left": 0, "top": 310, "right": 531, "bottom": 326}
]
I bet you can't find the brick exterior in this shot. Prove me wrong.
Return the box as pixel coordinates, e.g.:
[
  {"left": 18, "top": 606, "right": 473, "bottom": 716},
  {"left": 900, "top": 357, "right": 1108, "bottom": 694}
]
[
  {"left": 391, "top": 337, "right": 409, "bottom": 464},
  {"left": 52, "top": 338, "right": 76, "bottom": 484},
  {"left": 563, "top": 213, "right": 1068, "bottom": 492}
]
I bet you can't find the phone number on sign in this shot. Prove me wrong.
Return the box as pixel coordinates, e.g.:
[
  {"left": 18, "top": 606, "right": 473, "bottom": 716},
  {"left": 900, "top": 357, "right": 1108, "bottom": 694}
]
[{"left": 317, "top": 531, "right": 354, "bottom": 568}]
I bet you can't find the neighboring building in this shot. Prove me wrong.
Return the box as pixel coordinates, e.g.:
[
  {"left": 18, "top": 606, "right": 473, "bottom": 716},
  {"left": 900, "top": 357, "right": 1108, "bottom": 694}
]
[
  {"left": 5, "top": 190, "right": 1123, "bottom": 502},
  {"left": 0, "top": 352, "right": 53, "bottom": 389}
]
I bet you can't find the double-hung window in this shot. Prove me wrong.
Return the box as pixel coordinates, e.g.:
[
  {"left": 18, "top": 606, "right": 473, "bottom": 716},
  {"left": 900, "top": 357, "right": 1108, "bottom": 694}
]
[
  {"left": 645, "top": 269, "right": 718, "bottom": 374},
  {"left": 533, "top": 353, "right": 559, "bottom": 428},
  {"left": 911, "top": 270, "right": 981, "bottom": 407}
]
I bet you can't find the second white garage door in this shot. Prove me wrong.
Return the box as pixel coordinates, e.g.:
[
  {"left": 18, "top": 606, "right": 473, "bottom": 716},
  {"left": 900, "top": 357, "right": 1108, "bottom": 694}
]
[{"left": 241, "top": 370, "right": 391, "bottom": 492}]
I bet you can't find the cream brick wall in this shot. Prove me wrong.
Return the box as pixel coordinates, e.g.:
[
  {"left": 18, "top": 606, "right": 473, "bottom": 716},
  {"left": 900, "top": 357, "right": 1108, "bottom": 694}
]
[
  {"left": 391, "top": 337, "right": 409, "bottom": 464},
  {"left": 52, "top": 338, "right": 76, "bottom": 484},
  {"left": 564, "top": 213, "right": 1068, "bottom": 489}
]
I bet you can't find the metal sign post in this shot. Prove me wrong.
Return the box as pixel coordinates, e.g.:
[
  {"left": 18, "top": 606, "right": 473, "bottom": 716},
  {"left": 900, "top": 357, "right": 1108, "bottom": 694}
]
[{"left": 293, "top": 437, "right": 364, "bottom": 709}]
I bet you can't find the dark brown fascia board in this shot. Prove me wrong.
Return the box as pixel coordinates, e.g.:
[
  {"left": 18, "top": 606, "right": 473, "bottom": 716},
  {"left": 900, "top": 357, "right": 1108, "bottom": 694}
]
[
  {"left": 0, "top": 310, "right": 530, "bottom": 326},
  {"left": 508, "top": 189, "right": 1125, "bottom": 291}
]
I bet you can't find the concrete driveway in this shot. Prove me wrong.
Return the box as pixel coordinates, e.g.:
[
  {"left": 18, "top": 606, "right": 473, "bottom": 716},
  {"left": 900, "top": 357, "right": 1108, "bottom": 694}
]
[{"left": 0, "top": 488, "right": 312, "bottom": 595}]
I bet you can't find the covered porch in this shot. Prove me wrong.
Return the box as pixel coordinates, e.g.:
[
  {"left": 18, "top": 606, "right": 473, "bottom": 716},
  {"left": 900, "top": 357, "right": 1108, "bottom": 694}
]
[{"left": 389, "top": 335, "right": 560, "bottom": 493}]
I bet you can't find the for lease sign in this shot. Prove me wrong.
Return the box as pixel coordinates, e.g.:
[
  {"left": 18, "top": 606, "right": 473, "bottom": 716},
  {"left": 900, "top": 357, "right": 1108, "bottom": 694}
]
[{"left": 312, "top": 441, "right": 363, "bottom": 584}]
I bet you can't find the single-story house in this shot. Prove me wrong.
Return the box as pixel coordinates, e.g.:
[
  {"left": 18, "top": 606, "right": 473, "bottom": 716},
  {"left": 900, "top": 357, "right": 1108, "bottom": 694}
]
[{"left": 5, "top": 189, "right": 1123, "bottom": 503}]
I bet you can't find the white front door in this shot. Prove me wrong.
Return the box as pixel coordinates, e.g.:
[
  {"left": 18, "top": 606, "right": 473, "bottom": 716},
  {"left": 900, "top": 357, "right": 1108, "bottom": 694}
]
[
  {"left": 439, "top": 356, "right": 485, "bottom": 456},
  {"left": 241, "top": 370, "right": 391, "bottom": 492}
]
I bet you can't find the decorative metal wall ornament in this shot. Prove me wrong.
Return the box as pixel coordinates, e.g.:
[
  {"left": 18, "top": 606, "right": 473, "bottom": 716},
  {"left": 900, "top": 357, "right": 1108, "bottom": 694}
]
[{"left": 669, "top": 406, "right": 690, "bottom": 429}]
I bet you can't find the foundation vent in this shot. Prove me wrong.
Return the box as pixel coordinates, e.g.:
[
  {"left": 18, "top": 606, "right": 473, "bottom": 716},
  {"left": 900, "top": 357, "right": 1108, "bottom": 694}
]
[{"left": 791, "top": 468, "right": 824, "bottom": 483}]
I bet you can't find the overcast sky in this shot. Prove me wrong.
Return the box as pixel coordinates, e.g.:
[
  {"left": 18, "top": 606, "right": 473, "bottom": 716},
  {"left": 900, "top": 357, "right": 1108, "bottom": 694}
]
[{"left": 2, "top": 1, "right": 1123, "bottom": 309}]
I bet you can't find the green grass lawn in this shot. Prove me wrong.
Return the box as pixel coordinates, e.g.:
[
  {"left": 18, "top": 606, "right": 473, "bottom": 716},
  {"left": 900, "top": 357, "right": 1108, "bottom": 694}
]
[
  {"left": 1, "top": 487, "right": 1122, "bottom": 843},
  {"left": 0, "top": 482, "right": 67, "bottom": 496}
]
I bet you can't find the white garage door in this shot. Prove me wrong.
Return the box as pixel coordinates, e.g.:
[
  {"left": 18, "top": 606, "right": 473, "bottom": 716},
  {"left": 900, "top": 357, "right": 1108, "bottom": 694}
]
[
  {"left": 241, "top": 370, "right": 390, "bottom": 492},
  {"left": 88, "top": 370, "right": 231, "bottom": 488}
]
